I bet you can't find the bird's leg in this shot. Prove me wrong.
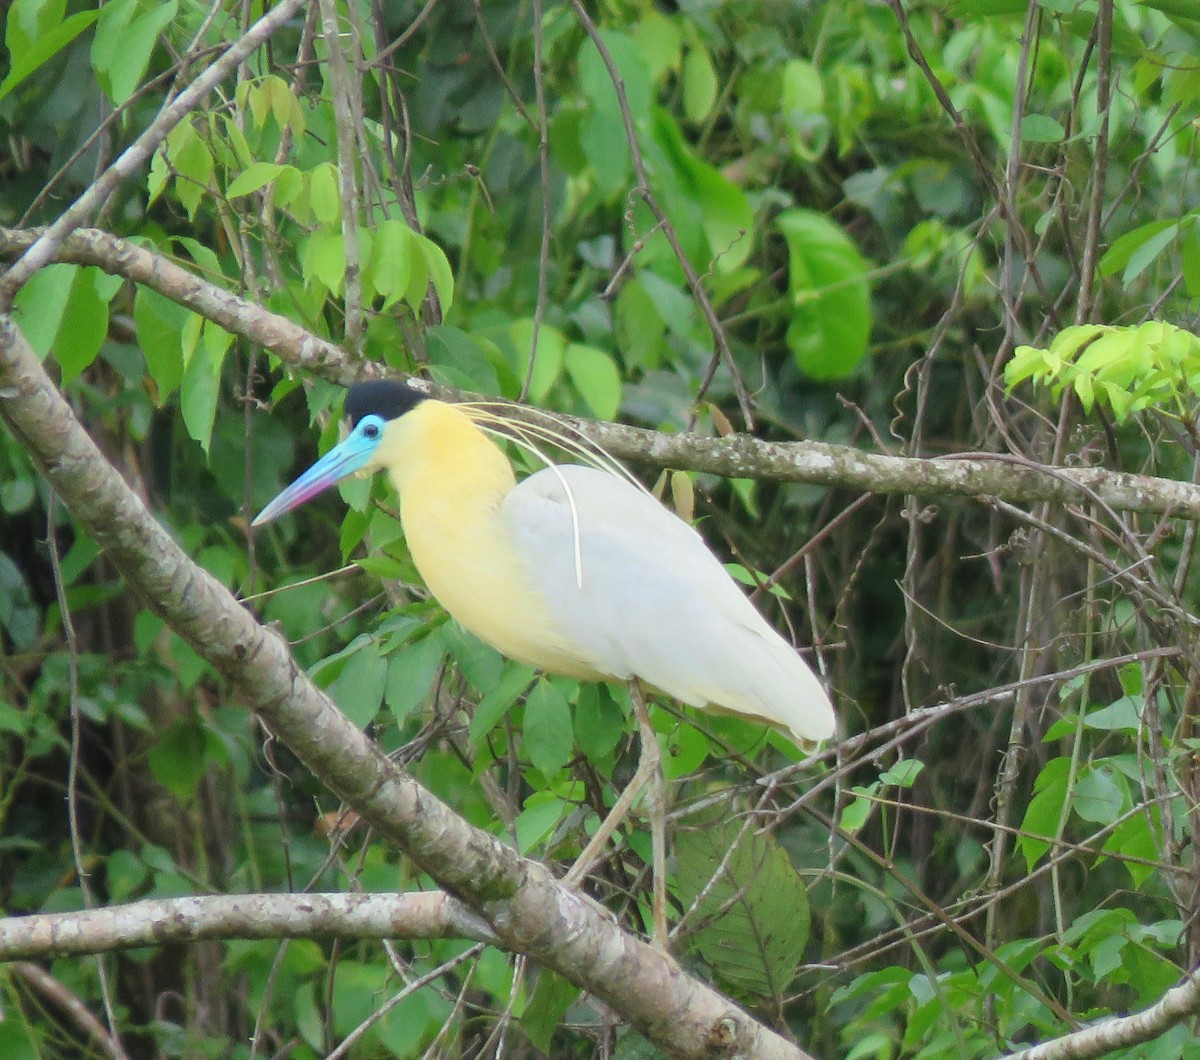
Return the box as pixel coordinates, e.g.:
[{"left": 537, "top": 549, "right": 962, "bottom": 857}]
[
  {"left": 563, "top": 715, "right": 657, "bottom": 885},
  {"left": 564, "top": 682, "right": 669, "bottom": 948},
  {"left": 631, "top": 681, "right": 670, "bottom": 949}
]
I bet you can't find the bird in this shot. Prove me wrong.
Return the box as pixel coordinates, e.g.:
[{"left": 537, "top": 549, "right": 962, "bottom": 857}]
[{"left": 253, "top": 378, "right": 836, "bottom": 942}]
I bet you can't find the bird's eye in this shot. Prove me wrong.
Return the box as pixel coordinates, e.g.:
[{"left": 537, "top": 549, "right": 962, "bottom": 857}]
[{"left": 362, "top": 421, "right": 380, "bottom": 440}]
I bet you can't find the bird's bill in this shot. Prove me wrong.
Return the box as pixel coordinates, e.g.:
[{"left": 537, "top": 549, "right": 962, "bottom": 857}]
[{"left": 251, "top": 434, "right": 375, "bottom": 526}]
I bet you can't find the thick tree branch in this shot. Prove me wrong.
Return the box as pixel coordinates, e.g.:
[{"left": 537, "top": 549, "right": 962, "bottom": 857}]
[
  {"left": 1004, "top": 964, "right": 1200, "bottom": 1060},
  {"left": 0, "top": 313, "right": 810, "bottom": 1060},
  {"left": 0, "top": 892, "right": 499, "bottom": 960},
  {"left": 3, "top": 224, "right": 1198, "bottom": 522}
]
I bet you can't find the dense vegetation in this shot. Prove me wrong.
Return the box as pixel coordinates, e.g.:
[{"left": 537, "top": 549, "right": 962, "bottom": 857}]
[{"left": 2, "top": 0, "right": 1200, "bottom": 1057}]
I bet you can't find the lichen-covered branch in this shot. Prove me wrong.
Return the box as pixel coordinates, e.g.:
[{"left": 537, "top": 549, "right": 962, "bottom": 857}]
[
  {"left": 0, "top": 892, "right": 499, "bottom": 960},
  {"left": 4, "top": 224, "right": 1198, "bottom": 521},
  {"left": 1004, "top": 964, "right": 1200, "bottom": 1060}
]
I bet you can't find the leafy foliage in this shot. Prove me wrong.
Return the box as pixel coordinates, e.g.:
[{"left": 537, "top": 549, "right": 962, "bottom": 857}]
[
  {"left": 1006, "top": 321, "right": 1200, "bottom": 421},
  {"left": 3, "top": 0, "right": 1200, "bottom": 1057}
]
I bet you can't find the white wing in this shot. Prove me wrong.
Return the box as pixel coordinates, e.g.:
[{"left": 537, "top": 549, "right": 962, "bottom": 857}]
[{"left": 501, "top": 465, "right": 836, "bottom": 745}]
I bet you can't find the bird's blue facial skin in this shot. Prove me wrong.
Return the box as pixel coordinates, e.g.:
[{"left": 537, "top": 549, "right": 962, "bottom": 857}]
[{"left": 251, "top": 415, "right": 386, "bottom": 526}]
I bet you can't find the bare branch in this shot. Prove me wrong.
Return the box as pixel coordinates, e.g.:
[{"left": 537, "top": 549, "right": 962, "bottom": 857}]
[
  {"left": 0, "top": 892, "right": 498, "bottom": 960},
  {"left": 4, "top": 226, "right": 1200, "bottom": 523},
  {"left": 1004, "top": 966, "right": 1200, "bottom": 1060},
  {"left": 9, "top": 962, "right": 128, "bottom": 1060}
]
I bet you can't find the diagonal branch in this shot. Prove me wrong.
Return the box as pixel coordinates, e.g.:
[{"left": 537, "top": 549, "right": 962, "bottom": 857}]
[
  {"left": 1003, "top": 964, "right": 1200, "bottom": 1060},
  {"left": 0, "top": 312, "right": 810, "bottom": 1060}
]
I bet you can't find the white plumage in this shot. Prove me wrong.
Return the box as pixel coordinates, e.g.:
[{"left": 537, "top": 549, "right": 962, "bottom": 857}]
[{"left": 503, "top": 465, "right": 836, "bottom": 746}]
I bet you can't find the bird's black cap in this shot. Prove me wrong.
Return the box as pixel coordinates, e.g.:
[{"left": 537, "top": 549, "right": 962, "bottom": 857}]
[{"left": 344, "top": 379, "right": 427, "bottom": 425}]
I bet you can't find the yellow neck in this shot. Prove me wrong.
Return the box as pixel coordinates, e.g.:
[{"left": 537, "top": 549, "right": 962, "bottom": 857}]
[
  {"left": 376, "top": 401, "right": 593, "bottom": 676},
  {"left": 380, "top": 400, "right": 516, "bottom": 515}
]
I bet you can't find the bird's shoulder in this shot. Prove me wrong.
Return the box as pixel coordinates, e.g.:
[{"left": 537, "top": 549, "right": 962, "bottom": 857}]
[{"left": 506, "top": 464, "right": 706, "bottom": 552}]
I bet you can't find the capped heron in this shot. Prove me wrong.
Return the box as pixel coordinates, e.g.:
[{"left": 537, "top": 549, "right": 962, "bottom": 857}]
[{"left": 253, "top": 379, "right": 836, "bottom": 942}]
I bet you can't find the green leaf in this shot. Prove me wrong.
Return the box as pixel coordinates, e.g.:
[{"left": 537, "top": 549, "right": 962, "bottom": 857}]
[
  {"left": 577, "top": 31, "right": 649, "bottom": 194},
  {"left": 376, "top": 992, "right": 432, "bottom": 1058},
  {"left": 1101, "top": 808, "right": 1161, "bottom": 889},
  {"left": 0, "top": 553, "right": 39, "bottom": 651},
  {"left": 637, "top": 269, "right": 697, "bottom": 340},
  {"left": 575, "top": 684, "right": 626, "bottom": 762},
  {"left": 302, "top": 226, "right": 347, "bottom": 293},
  {"left": 1118, "top": 663, "right": 1144, "bottom": 696},
  {"left": 227, "top": 161, "right": 290, "bottom": 198},
  {"left": 1123, "top": 225, "right": 1179, "bottom": 285},
  {"left": 649, "top": 109, "right": 755, "bottom": 272},
  {"left": 580, "top": 30, "right": 653, "bottom": 117},
  {"left": 514, "top": 791, "right": 569, "bottom": 853},
  {"left": 180, "top": 321, "right": 231, "bottom": 453},
  {"left": 93, "top": 0, "right": 176, "bottom": 106},
  {"left": 1082, "top": 695, "right": 1142, "bottom": 731},
  {"left": 1139, "top": 0, "right": 1200, "bottom": 19},
  {"left": 0, "top": 8, "right": 98, "bottom": 103},
  {"left": 675, "top": 816, "right": 810, "bottom": 997},
  {"left": 308, "top": 162, "right": 340, "bottom": 224},
  {"left": 631, "top": 10, "right": 681, "bottom": 83},
  {"left": 682, "top": 45, "right": 717, "bottom": 123},
  {"left": 470, "top": 662, "right": 536, "bottom": 744},
  {"left": 330, "top": 961, "right": 388, "bottom": 1037},
  {"left": 413, "top": 232, "right": 455, "bottom": 314},
  {"left": 880, "top": 758, "right": 924, "bottom": 788},
  {"left": 384, "top": 631, "right": 448, "bottom": 723},
  {"left": 1020, "top": 113, "right": 1064, "bottom": 143},
  {"left": 104, "top": 849, "right": 149, "bottom": 903},
  {"left": 776, "top": 208, "right": 872, "bottom": 380},
  {"left": 426, "top": 326, "right": 502, "bottom": 395},
  {"left": 522, "top": 970, "right": 581, "bottom": 1054},
  {"left": 1182, "top": 223, "right": 1200, "bottom": 297},
  {"left": 135, "top": 285, "right": 192, "bottom": 400},
  {"left": 1099, "top": 220, "right": 1176, "bottom": 279},
  {"left": 523, "top": 678, "right": 574, "bottom": 776},
  {"left": 1019, "top": 758, "right": 1069, "bottom": 870},
  {"left": 371, "top": 218, "right": 413, "bottom": 309},
  {"left": 0, "top": 1014, "right": 42, "bottom": 1057},
  {"left": 166, "top": 121, "right": 214, "bottom": 221},
  {"left": 506, "top": 319, "right": 565, "bottom": 401},
  {"left": 661, "top": 721, "right": 709, "bottom": 780},
  {"left": 146, "top": 719, "right": 209, "bottom": 800},
  {"left": 329, "top": 644, "right": 389, "bottom": 728},
  {"left": 12, "top": 263, "right": 77, "bottom": 360},
  {"left": 1072, "top": 763, "right": 1128, "bottom": 824},
  {"left": 564, "top": 343, "right": 622, "bottom": 419},
  {"left": 839, "top": 783, "right": 878, "bottom": 833},
  {"left": 615, "top": 275, "right": 668, "bottom": 369}
]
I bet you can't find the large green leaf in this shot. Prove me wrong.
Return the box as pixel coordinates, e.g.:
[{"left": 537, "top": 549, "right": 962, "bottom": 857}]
[
  {"left": 12, "top": 263, "right": 76, "bottom": 360},
  {"left": 776, "top": 208, "right": 872, "bottom": 380},
  {"left": 523, "top": 677, "right": 574, "bottom": 777},
  {"left": 0, "top": 6, "right": 98, "bottom": 102},
  {"left": 134, "top": 285, "right": 193, "bottom": 400},
  {"left": 92, "top": 0, "right": 176, "bottom": 106},
  {"left": 329, "top": 642, "right": 389, "bottom": 728},
  {"left": 180, "top": 320, "right": 232, "bottom": 453},
  {"left": 565, "top": 342, "right": 622, "bottom": 419},
  {"left": 675, "top": 815, "right": 811, "bottom": 998},
  {"left": 522, "top": 970, "right": 581, "bottom": 1054}
]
